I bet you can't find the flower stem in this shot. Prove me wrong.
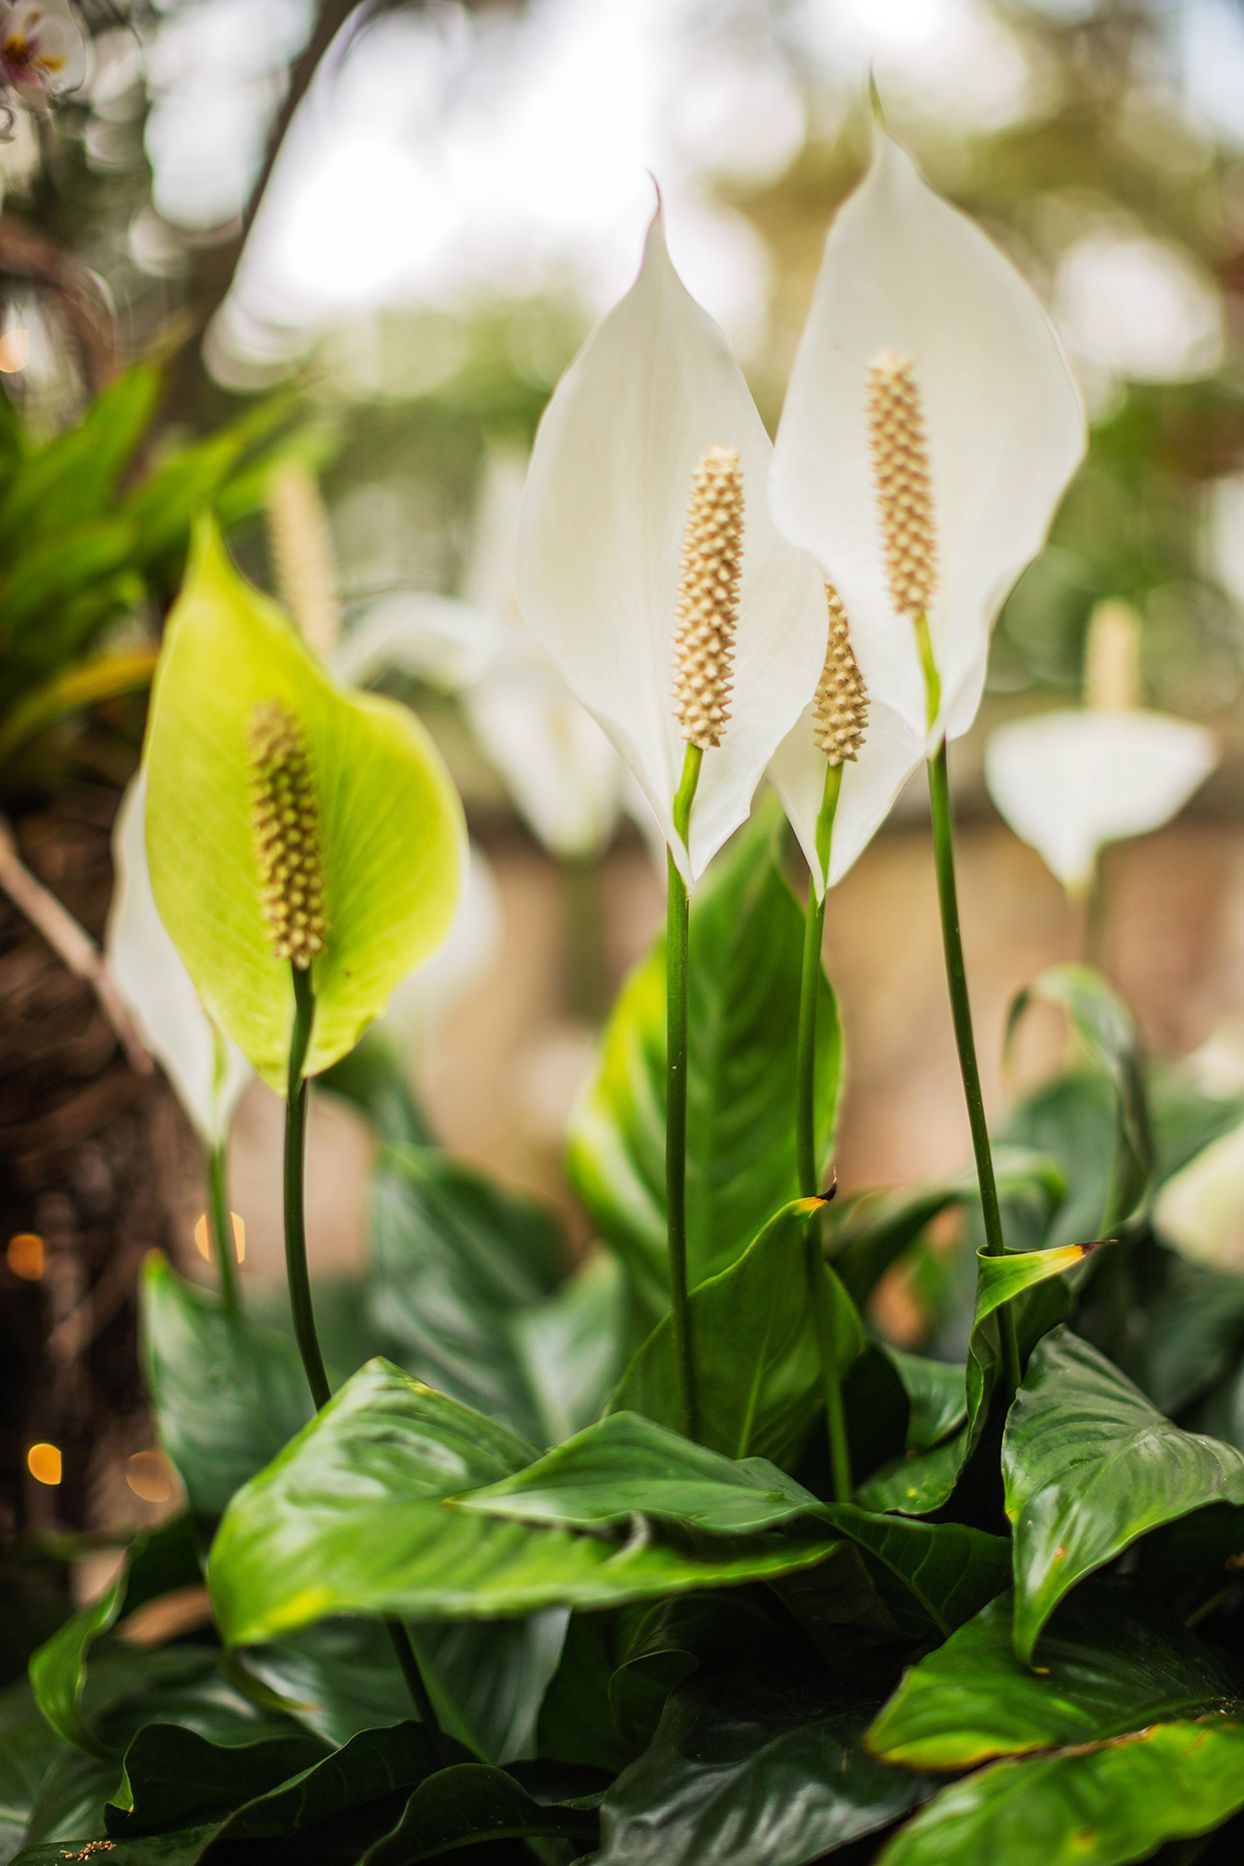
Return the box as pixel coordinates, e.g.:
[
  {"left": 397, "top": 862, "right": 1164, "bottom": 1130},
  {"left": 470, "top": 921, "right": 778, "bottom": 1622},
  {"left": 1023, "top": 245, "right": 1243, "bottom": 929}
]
[
  {"left": 206, "top": 1141, "right": 241, "bottom": 1318},
  {"left": 283, "top": 963, "right": 442, "bottom": 1739},
  {"left": 795, "top": 761, "right": 852, "bottom": 1501},
  {"left": 917, "top": 624, "right": 1021, "bottom": 1396},
  {"left": 284, "top": 964, "right": 330, "bottom": 1410},
  {"left": 667, "top": 743, "right": 703, "bottom": 1441}
]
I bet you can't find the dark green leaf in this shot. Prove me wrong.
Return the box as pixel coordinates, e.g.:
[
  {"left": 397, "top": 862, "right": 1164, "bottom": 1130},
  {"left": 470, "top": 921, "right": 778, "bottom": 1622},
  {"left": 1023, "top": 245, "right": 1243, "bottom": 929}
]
[
  {"left": 1007, "top": 965, "right": 1152, "bottom": 1226},
  {"left": 867, "top": 1585, "right": 1240, "bottom": 1769},
  {"left": 367, "top": 1145, "right": 564, "bottom": 1444},
  {"left": 1004, "top": 1329, "right": 1244, "bottom": 1663},
  {"left": 609, "top": 1198, "right": 861, "bottom": 1465},
  {"left": 359, "top": 1762, "right": 597, "bottom": 1863},
  {"left": 28, "top": 1518, "right": 201, "bottom": 1756},
  {"left": 598, "top": 1672, "right": 933, "bottom": 1866},
  {"left": 207, "top": 1361, "right": 839, "bottom": 1646},
  {"left": 142, "top": 1254, "right": 312, "bottom": 1519},
  {"left": 877, "top": 1718, "right": 1244, "bottom": 1866},
  {"left": 110, "top": 1724, "right": 326, "bottom": 1835},
  {"left": 569, "top": 814, "right": 842, "bottom": 1329},
  {"left": 860, "top": 1243, "right": 1100, "bottom": 1515}
]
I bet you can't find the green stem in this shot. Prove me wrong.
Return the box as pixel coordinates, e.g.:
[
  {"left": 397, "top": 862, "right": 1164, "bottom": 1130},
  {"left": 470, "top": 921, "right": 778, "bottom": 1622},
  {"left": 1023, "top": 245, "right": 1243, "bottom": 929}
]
[
  {"left": 924, "top": 733, "right": 1023, "bottom": 1396},
  {"left": 284, "top": 964, "right": 330, "bottom": 1410},
  {"left": 795, "top": 763, "right": 852, "bottom": 1502},
  {"left": 206, "top": 1141, "right": 241, "bottom": 1318},
  {"left": 667, "top": 743, "right": 703, "bottom": 1441},
  {"left": 283, "top": 964, "right": 441, "bottom": 1739}
]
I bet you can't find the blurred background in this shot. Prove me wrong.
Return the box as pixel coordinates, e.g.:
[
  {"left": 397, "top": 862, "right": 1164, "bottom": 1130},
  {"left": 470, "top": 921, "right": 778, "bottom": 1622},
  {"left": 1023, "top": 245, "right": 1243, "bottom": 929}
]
[{"left": 4, "top": 0, "right": 1244, "bottom": 1545}]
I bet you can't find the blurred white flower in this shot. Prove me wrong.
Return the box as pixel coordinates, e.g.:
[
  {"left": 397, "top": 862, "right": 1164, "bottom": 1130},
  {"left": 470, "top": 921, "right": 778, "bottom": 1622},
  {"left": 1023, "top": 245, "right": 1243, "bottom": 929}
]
[
  {"left": 106, "top": 772, "right": 251, "bottom": 1148},
  {"left": 0, "top": 2, "right": 85, "bottom": 112},
  {"left": 517, "top": 206, "right": 824, "bottom": 883},
  {"left": 336, "top": 449, "right": 626, "bottom": 862},
  {"left": 770, "top": 132, "right": 1085, "bottom": 748},
  {"left": 1156, "top": 1121, "right": 1244, "bottom": 1273},
  {"left": 985, "top": 598, "right": 1218, "bottom": 893},
  {"left": 985, "top": 709, "right": 1218, "bottom": 893}
]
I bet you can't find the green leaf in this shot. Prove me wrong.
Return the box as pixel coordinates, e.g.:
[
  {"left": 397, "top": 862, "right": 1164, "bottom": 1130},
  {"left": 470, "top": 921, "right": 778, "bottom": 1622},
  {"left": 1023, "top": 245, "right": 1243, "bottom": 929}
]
[
  {"left": 459, "top": 1411, "right": 823, "bottom": 1536},
  {"left": 569, "top": 814, "right": 842, "bottom": 1327},
  {"left": 867, "top": 1586, "right": 1240, "bottom": 1770},
  {"left": 28, "top": 1518, "right": 202, "bottom": 1757},
  {"left": 110, "top": 1724, "right": 327, "bottom": 1836},
  {"left": 833, "top": 1149, "right": 1066, "bottom": 1305},
  {"left": 461, "top": 1413, "right": 1006, "bottom": 1635},
  {"left": 876, "top": 1718, "right": 1244, "bottom": 1866},
  {"left": 512, "top": 1251, "right": 627, "bottom": 1444},
  {"left": 366, "top": 1145, "right": 564, "bottom": 1444},
  {"left": 1007, "top": 964, "right": 1152, "bottom": 1226},
  {"left": 609, "top": 1198, "right": 861, "bottom": 1464},
  {"left": 0, "top": 363, "right": 159, "bottom": 554},
  {"left": 359, "top": 1762, "right": 598, "bottom": 1863},
  {"left": 144, "top": 520, "right": 463, "bottom": 1086},
  {"left": 0, "top": 1678, "right": 79, "bottom": 1865},
  {"left": 1004, "top": 1328, "right": 1244, "bottom": 1664},
  {"left": 597, "top": 1673, "right": 933, "bottom": 1866},
  {"left": 142, "top": 1254, "right": 312, "bottom": 1519},
  {"left": 860, "top": 1243, "right": 1099, "bottom": 1516},
  {"left": 885, "top": 1349, "right": 968, "bottom": 1450},
  {"left": 207, "top": 1361, "right": 840, "bottom": 1647}
]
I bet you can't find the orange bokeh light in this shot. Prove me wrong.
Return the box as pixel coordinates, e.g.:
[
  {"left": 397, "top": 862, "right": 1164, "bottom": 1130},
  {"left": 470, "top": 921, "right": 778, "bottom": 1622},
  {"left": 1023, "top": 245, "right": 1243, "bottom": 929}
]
[{"left": 26, "top": 1442, "right": 62, "bottom": 1486}]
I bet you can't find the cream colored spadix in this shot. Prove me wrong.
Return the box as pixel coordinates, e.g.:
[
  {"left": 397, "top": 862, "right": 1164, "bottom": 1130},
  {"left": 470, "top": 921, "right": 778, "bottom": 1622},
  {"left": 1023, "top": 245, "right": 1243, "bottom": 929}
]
[
  {"left": 144, "top": 521, "right": 464, "bottom": 1087},
  {"left": 770, "top": 133, "right": 1086, "bottom": 746},
  {"left": 516, "top": 208, "right": 825, "bottom": 883},
  {"left": 769, "top": 583, "right": 924, "bottom": 898}
]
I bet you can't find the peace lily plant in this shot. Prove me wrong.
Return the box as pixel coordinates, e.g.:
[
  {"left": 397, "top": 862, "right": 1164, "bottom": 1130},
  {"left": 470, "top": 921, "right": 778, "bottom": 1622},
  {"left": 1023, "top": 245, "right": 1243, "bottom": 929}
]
[{"left": 20, "top": 118, "right": 1244, "bottom": 1866}]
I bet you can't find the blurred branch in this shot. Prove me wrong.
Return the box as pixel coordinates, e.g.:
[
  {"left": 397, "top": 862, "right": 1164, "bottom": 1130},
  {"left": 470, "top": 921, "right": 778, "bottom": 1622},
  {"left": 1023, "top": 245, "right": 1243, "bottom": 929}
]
[
  {"left": 0, "top": 214, "right": 118, "bottom": 392},
  {"left": 0, "top": 814, "right": 151, "bottom": 1075}
]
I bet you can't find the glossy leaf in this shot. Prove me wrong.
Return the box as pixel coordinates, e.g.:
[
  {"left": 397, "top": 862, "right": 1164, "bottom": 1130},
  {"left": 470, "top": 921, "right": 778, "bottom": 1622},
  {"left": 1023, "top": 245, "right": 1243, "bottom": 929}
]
[
  {"left": 145, "top": 520, "right": 463, "bottom": 1087},
  {"left": 867, "top": 1586, "right": 1240, "bottom": 1770},
  {"left": 598, "top": 1672, "right": 933, "bottom": 1866},
  {"left": 142, "top": 1254, "right": 312, "bottom": 1519},
  {"left": 28, "top": 1517, "right": 202, "bottom": 1758},
  {"left": 609, "top": 1198, "right": 861, "bottom": 1464},
  {"left": 1007, "top": 965, "right": 1152, "bottom": 1226},
  {"left": 860, "top": 1243, "right": 1099, "bottom": 1515},
  {"left": 359, "top": 1762, "right": 598, "bottom": 1863},
  {"left": 463, "top": 1412, "right": 1005, "bottom": 1634},
  {"left": 110, "top": 1724, "right": 327, "bottom": 1836},
  {"left": 366, "top": 1144, "right": 564, "bottom": 1444},
  {"left": 569, "top": 816, "right": 842, "bottom": 1326},
  {"left": 1004, "top": 1329, "right": 1244, "bottom": 1663},
  {"left": 877, "top": 1718, "right": 1244, "bottom": 1866},
  {"left": 460, "top": 1410, "right": 823, "bottom": 1536},
  {"left": 207, "top": 1361, "right": 838, "bottom": 1647}
]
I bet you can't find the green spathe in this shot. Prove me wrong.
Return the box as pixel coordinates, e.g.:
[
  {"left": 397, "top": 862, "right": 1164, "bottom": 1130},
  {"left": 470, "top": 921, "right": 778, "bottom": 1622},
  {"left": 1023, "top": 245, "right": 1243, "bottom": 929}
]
[{"left": 144, "top": 521, "right": 463, "bottom": 1086}]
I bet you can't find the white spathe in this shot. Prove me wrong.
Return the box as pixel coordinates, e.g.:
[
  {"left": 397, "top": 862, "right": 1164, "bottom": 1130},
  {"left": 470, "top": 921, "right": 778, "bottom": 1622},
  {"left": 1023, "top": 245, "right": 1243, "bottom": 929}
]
[
  {"left": 516, "top": 208, "right": 825, "bottom": 884},
  {"left": 984, "top": 708, "right": 1218, "bottom": 893},
  {"left": 769, "top": 692, "right": 924, "bottom": 897},
  {"left": 384, "top": 839, "right": 502, "bottom": 1056},
  {"left": 770, "top": 133, "right": 1086, "bottom": 747},
  {"left": 107, "top": 771, "right": 251, "bottom": 1147}
]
